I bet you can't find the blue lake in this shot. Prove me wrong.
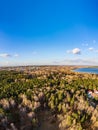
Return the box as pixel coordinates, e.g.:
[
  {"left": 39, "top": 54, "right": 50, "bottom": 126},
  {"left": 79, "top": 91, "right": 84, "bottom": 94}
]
[{"left": 74, "top": 68, "right": 98, "bottom": 74}]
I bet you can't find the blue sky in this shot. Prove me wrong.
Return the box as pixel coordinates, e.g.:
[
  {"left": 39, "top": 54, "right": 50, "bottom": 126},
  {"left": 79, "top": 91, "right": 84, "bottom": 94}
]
[{"left": 0, "top": 0, "right": 98, "bottom": 66}]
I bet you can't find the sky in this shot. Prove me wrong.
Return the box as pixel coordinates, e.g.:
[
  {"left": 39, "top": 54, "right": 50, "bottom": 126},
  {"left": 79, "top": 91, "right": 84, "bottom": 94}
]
[{"left": 0, "top": 0, "right": 98, "bottom": 66}]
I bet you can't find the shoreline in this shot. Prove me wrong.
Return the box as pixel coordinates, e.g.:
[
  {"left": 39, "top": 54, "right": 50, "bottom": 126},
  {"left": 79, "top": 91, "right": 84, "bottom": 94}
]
[{"left": 72, "top": 67, "right": 98, "bottom": 75}]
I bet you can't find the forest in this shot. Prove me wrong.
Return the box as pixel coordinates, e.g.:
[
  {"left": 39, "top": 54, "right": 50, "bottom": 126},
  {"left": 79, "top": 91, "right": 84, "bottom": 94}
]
[{"left": 0, "top": 66, "right": 98, "bottom": 130}]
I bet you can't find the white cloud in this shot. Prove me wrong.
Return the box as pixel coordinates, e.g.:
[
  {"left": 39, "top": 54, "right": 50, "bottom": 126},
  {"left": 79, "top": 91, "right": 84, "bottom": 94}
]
[
  {"left": 88, "top": 47, "right": 98, "bottom": 53},
  {"left": 67, "top": 48, "right": 81, "bottom": 55},
  {"left": 0, "top": 53, "right": 11, "bottom": 58},
  {"left": 88, "top": 47, "right": 94, "bottom": 51},
  {"left": 0, "top": 53, "right": 20, "bottom": 58},
  {"left": 72, "top": 48, "right": 81, "bottom": 54}
]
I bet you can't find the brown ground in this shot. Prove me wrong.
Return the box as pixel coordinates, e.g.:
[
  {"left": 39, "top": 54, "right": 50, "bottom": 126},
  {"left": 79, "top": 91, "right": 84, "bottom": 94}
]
[{"left": 35, "top": 110, "right": 59, "bottom": 130}]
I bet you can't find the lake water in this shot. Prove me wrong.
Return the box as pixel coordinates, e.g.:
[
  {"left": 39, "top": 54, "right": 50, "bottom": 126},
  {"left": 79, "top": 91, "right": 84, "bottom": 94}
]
[{"left": 74, "top": 68, "right": 98, "bottom": 74}]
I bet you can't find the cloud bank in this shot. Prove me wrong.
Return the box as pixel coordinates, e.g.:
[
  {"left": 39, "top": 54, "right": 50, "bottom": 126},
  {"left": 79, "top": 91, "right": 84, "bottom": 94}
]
[
  {"left": 0, "top": 53, "right": 11, "bottom": 58},
  {"left": 53, "top": 58, "right": 98, "bottom": 65}
]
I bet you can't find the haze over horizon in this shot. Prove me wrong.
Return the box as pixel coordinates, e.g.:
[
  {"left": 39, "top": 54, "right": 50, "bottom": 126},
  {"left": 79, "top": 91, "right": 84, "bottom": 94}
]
[{"left": 0, "top": 0, "right": 98, "bottom": 66}]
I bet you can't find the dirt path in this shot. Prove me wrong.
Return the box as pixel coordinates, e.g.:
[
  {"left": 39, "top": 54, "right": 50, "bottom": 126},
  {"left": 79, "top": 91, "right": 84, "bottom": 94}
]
[{"left": 36, "top": 110, "right": 59, "bottom": 130}]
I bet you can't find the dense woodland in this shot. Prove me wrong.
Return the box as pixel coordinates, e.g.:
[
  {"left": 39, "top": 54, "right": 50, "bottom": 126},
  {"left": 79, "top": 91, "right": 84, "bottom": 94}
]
[{"left": 0, "top": 66, "right": 98, "bottom": 130}]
